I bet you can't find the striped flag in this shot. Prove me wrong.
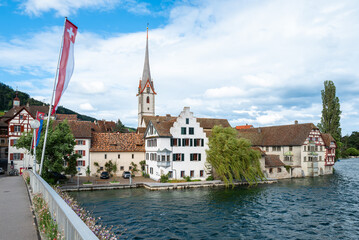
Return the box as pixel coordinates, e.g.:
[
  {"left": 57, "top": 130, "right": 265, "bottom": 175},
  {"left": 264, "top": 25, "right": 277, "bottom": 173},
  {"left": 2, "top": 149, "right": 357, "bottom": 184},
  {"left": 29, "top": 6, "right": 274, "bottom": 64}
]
[{"left": 51, "top": 19, "right": 78, "bottom": 115}]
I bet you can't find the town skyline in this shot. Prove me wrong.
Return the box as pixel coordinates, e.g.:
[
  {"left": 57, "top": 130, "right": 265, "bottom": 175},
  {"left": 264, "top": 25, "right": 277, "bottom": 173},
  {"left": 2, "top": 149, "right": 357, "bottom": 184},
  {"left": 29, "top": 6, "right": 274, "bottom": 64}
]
[{"left": 1, "top": 0, "right": 358, "bottom": 135}]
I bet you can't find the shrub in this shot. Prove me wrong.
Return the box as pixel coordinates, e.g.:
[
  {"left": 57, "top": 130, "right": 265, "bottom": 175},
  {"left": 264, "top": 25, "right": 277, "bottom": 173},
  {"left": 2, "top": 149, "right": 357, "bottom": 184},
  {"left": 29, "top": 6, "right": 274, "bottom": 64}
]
[
  {"left": 142, "top": 172, "right": 150, "bottom": 178},
  {"left": 206, "top": 175, "right": 214, "bottom": 181},
  {"left": 184, "top": 176, "right": 191, "bottom": 182},
  {"left": 160, "top": 174, "right": 169, "bottom": 183}
]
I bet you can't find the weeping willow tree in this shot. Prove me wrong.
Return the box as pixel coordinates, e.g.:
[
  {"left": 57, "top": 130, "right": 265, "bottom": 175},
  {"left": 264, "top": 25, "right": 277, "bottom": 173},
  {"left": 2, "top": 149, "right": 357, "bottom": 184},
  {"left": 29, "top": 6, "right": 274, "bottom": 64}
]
[{"left": 206, "top": 126, "right": 264, "bottom": 187}]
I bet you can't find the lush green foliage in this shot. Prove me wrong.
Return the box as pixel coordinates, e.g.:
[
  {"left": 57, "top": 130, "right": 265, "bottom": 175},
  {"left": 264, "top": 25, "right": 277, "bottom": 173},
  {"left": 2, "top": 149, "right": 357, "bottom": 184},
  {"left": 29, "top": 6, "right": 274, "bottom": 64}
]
[
  {"left": 344, "top": 147, "right": 359, "bottom": 156},
  {"left": 113, "top": 119, "right": 128, "bottom": 133},
  {"left": 139, "top": 160, "right": 146, "bottom": 171},
  {"left": 142, "top": 172, "right": 150, "bottom": 178},
  {"left": 183, "top": 176, "right": 191, "bottom": 182},
  {"left": 160, "top": 174, "right": 169, "bottom": 183},
  {"left": 206, "top": 175, "right": 214, "bottom": 181},
  {"left": 342, "top": 131, "right": 359, "bottom": 150},
  {"left": 130, "top": 162, "right": 138, "bottom": 176},
  {"left": 206, "top": 126, "right": 264, "bottom": 187},
  {"left": 104, "top": 160, "right": 117, "bottom": 177},
  {"left": 15, "top": 120, "right": 79, "bottom": 183},
  {"left": 318, "top": 80, "right": 342, "bottom": 159}
]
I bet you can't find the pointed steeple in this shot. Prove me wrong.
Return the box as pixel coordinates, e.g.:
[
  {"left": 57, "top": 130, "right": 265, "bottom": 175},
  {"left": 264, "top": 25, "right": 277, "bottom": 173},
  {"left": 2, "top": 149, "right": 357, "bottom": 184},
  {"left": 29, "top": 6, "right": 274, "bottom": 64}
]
[{"left": 139, "top": 26, "right": 155, "bottom": 94}]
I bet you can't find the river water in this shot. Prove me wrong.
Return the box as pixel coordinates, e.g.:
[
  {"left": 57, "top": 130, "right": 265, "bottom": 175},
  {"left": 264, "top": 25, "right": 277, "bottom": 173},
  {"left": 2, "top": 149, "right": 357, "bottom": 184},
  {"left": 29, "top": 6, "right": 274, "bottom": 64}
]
[{"left": 71, "top": 159, "right": 359, "bottom": 239}]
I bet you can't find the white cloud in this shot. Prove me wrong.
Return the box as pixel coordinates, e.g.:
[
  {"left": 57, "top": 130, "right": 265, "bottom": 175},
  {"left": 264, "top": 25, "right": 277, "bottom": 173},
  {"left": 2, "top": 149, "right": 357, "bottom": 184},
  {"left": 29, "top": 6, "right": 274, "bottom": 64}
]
[
  {"left": 79, "top": 103, "right": 95, "bottom": 111},
  {"left": 2, "top": 0, "right": 359, "bottom": 134}
]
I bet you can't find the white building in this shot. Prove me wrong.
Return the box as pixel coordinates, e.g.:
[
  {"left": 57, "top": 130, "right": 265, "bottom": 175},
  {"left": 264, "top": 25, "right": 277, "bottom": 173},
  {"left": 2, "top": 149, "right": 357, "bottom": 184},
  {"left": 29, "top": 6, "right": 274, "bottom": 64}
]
[
  {"left": 237, "top": 122, "right": 336, "bottom": 178},
  {"left": 144, "top": 107, "right": 230, "bottom": 181}
]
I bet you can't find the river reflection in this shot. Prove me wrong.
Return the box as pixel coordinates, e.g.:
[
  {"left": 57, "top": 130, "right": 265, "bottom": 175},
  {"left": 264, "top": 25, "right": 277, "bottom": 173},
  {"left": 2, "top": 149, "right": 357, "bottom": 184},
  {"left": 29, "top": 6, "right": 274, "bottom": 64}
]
[{"left": 71, "top": 159, "right": 359, "bottom": 239}]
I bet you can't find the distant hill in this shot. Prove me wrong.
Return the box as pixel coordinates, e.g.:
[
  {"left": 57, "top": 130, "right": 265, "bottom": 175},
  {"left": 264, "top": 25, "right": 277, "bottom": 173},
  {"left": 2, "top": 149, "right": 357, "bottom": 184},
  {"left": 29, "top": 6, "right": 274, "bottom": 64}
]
[{"left": 0, "top": 82, "right": 97, "bottom": 122}]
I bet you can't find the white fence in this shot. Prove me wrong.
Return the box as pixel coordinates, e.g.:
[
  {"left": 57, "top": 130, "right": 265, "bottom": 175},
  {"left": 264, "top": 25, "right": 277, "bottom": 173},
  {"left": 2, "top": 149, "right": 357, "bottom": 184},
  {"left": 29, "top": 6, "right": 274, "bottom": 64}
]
[{"left": 28, "top": 170, "right": 98, "bottom": 240}]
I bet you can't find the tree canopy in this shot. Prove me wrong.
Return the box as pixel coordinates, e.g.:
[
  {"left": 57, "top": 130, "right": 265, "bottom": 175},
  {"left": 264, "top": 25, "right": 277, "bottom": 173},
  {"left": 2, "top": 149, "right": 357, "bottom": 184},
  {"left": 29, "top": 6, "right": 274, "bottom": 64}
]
[
  {"left": 206, "top": 126, "right": 264, "bottom": 187},
  {"left": 15, "top": 120, "right": 80, "bottom": 183}
]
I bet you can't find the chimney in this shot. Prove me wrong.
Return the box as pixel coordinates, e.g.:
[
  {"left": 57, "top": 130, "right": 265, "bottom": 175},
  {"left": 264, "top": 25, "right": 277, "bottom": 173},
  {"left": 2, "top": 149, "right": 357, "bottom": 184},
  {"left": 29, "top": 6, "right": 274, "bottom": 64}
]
[{"left": 294, "top": 120, "right": 298, "bottom": 125}]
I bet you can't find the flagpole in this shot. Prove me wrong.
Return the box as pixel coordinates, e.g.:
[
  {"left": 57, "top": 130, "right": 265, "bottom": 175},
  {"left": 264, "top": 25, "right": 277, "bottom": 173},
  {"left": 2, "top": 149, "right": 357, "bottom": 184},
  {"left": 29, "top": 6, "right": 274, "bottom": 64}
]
[{"left": 39, "top": 17, "right": 67, "bottom": 176}]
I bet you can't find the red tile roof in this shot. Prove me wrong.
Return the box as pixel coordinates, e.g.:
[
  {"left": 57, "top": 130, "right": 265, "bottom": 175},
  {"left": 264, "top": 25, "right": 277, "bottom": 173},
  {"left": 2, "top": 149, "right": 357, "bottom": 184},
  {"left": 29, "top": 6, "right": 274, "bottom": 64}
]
[
  {"left": 56, "top": 114, "right": 77, "bottom": 121},
  {"left": 53, "top": 120, "right": 93, "bottom": 138},
  {"left": 265, "top": 155, "right": 285, "bottom": 167},
  {"left": 321, "top": 133, "right": 336, "bottom": 147},
  {"left": 90, "top": 133, "right": 145, "bottom": 152},
  {"left": 235, "top": 125, "right": 253, "bottom": 130},
  {"left": 92, "top": 120, "right": 116, "bottom": 133},
  {"left": 237, "top": 123, "right": 317, "bottom": 146}
]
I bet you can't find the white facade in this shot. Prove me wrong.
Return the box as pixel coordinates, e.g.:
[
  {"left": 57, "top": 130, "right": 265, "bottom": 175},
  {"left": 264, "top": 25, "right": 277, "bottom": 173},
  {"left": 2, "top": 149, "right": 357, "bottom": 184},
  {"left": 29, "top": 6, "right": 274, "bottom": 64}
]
[
  {"left": 145, "top": 107, "right": 210, "bottom": 181},
  {"left": 74, "top": 139, "right": 91, "bottom": 176}
]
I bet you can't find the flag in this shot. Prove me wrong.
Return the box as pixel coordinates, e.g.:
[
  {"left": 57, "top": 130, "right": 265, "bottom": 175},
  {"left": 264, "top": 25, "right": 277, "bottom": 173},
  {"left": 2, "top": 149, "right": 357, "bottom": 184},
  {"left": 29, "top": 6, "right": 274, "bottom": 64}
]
[
  {"left": 51, "top": 19, "right": 78, "bottom": 115},
  {"left": 34, "top": 112, "right": 45, "bottom": 148}
]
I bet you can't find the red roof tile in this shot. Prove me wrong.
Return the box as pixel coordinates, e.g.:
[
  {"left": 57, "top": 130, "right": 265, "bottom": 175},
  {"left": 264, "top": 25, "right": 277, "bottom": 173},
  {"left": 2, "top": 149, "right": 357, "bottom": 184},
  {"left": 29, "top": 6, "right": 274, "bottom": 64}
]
[{"left": 90, "top": 133, "right": 145, "bottom": 152}]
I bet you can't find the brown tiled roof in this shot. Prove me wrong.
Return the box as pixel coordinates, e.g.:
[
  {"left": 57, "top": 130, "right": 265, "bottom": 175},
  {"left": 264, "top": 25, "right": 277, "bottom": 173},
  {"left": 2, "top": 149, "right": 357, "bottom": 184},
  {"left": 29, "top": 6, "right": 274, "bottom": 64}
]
[
  {"left": 145, "top": 115, "right": 231, "bottom": 137},
  {"left": 237, "top": 123, "right": 317, "bottom": 146},
  {"left": 251, "top": 146, "right": 265, "bottom": 155},
  {"left": 53, "top": 120, "right": 93, "bottom": 138},
  {"left": 321, "top": 133, "right": 335, "bottom": 147},
  {"left": 56, "top": 114, "right": 77, "bottom": 121},
  {"left": 92, "top": 120, "right": 116, "bottom": 133},
  {"left": 3, "top": 105, "right": 49, "bottom": 122},
  {"left": 265, "top": 155, "right": 285, "bottom": 167},
  {"left": 136, "top": 127, "right": 146, "bottom": 134},
  {"left": 90, "top": 133, "right": 145, "bottom": 152}
]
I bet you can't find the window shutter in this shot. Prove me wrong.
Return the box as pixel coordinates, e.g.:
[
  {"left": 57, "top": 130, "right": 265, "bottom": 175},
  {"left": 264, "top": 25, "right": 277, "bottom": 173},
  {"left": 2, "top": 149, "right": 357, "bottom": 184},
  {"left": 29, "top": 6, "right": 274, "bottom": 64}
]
[
  {"left": 10, "top": 154, "right": 14, "bottom": 160},
  {"left": 23, "top": 115, "right": 27, "bottom": 120},
  {"left": 190, "top": 139, "right": 193, "bottom": 146},
  {"left": 178, "top": 139, "right": 181, "bottom": 146},
  {"left": 170, "top": 139, "right": 173, "bottom": 147},
  {"left": 182, "top": 139, "right": 185, "bottom": 146},
  {"left": 83, "top": 161, "right": 85, "bottom": 166},
  {"left": 182, "top": 154, "right": 184, "bottom": 161},
  {"left": 83, "top": 141, "right": 85, "bottom": 145},
  {"left": 83, "top": 151, "right": 86, "bottom": 156},
  {"left": 194, "top": 139, "right": 197, "bottom": 147},
  {"left": 76, "top": 140, "right": 78, "bottom": 145},
  {"left": 76, "top": 150, "right": 78, "bottom": 154},
  {"left": 190, "top": 154, "right": 193, "bottom": 161},
  {"left": 10, "top": 140, "right": 14, "bottom": 146},
  {"left": 10, "top": 125, "right": 14, "bottom": 132},
  {"left": 199, "top": 154, "right": 201, "bottom": 161},
  {"left": 201, "top": 139, "right": 204, "bottom": 146},
  {"left": 21, "top": 153, "right": 24, "bottom": 160},
  {"left": 21, "top": 126, "right": 24, "bottom": 132}
]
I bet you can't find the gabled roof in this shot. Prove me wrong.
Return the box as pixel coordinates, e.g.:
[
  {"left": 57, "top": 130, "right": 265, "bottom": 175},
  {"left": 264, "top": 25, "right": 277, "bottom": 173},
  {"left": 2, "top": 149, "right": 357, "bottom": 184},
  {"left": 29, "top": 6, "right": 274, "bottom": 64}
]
[
  {"left": 92, "top": 120, "right": 116, "bottom": 133},
  {"left": 144, "top": 115, "right": 231, "bottom": 137},
  {"left": 53, "top": 120, "right": 93, "bottom": 138},
  {"left": 4, "top": 105, "right": 49, "bottom": 122},
  {"left": 56, "top": 114, "right": 77, "bottom": 121},
  {"left": 90, "top": 133, "right": 145, "bottom": 152},
  {"left": 265, "top": 155, "right": 285, "bottom": 167},
  {"left": 321, "top": 133, "right": 336, "bottom": 148},
  {"left": 237, "top": 123, "right": 317, "bottom": 146}
]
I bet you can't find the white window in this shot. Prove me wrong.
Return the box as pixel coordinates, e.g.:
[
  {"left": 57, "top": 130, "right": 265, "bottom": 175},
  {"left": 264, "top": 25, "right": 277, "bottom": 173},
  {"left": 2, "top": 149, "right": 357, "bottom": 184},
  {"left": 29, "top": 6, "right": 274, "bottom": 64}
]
[
  {"left": 14, "top": 125, "right": 21, "bottom": 132},
  {"left": 13, "top": 153, "right": 21, "bottom": 160}
]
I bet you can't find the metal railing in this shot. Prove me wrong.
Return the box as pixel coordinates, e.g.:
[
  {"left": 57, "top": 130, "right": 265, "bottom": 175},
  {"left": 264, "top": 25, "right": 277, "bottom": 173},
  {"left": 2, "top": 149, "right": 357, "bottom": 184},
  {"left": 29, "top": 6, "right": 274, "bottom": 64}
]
[{"left": 28, "top": 170, "right": 98, "bottom": 240}]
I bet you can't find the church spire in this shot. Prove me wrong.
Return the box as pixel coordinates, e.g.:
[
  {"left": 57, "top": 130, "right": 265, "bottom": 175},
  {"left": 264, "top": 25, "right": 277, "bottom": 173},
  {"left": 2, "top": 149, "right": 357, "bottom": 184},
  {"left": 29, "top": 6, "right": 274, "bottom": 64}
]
[{"left": 139, "top": 26, "right": 155, "bottom": 94}]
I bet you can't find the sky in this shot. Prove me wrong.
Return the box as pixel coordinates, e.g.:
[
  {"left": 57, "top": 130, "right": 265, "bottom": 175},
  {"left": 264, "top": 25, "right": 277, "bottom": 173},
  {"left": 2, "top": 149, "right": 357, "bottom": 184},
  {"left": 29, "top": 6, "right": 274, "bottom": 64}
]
[{"left": 0, "top": 0, "right": 358, "bottom": 135}]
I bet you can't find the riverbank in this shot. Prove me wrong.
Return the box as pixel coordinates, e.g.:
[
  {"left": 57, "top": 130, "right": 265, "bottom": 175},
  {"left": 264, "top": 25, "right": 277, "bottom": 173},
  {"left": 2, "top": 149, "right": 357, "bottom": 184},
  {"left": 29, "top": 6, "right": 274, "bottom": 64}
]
[{"left": 60, "top": 179, "right": 277, "bottom": 191}]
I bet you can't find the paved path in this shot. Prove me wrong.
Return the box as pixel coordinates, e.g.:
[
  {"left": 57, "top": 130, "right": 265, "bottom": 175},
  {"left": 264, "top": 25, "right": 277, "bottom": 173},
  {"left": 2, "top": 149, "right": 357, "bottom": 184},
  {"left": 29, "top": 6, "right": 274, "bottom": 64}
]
[{"left": 0, "top": 175, "right": 39, "bottom": 240}]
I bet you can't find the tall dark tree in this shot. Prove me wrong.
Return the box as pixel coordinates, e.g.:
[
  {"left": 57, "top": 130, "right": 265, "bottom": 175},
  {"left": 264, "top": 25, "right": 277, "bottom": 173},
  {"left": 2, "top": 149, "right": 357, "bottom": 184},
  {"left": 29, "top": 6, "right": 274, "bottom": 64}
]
[
  {"left": 318, "top": 80, "right": 342, "bottom": 158},
  {"left": 113, "top": 119, "right": 128, "bottom": 133}
]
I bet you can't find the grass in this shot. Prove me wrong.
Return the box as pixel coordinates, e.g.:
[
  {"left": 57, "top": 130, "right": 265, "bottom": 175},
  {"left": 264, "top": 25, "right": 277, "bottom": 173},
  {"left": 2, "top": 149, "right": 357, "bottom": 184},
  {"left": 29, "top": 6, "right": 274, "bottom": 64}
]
[
  {"left": 83, "top": 181, "right": 93, "bottom": 184},
  {"left": 110, "top": 180, "right": 120, "bottom": 183}
]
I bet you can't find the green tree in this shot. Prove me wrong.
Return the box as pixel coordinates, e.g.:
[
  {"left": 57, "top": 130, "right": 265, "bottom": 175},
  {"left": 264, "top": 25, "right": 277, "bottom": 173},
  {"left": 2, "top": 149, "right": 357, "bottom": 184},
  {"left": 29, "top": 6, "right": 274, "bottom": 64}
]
[
  {"left": 318, "top": 81, "right": 342, "bottom": 158},
  {"left": 345, "top": 147, "right": 359, "bottom": 157},
  {"left": 139, "top": 160, "right": 146, "bottom": 172},
  {"left": 104, "top": 160, "right": 117, "bottom": 177},
  {"left": 206, "top": 126, "right": 264, "bottom": 187},
  {"left": 113, "top": 119, "right": 127, "bottom": 133},
  {"left": 15, "top": 120, "right": 80, "bottom": 183},
  {"left": 130, "top": 162, "right": 138, "bottom": 176}
]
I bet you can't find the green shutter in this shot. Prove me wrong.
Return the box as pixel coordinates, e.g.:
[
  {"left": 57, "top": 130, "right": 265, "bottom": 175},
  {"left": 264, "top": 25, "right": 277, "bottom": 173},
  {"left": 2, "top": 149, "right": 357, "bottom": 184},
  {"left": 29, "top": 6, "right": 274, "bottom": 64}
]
[
  {"left": 194, "top": 139, "right": 197, "bottom": 147},
  {"left": 199, "top": 154, "right": 201, "bottom": 161},
  {"left": 170, "top": 139, "right": 173, "bottom": 147},
  {"left": 179, "top": 139, "right": 181, "bottom": 146},
  {"left": 201, "top": 139, "right": 204, "bottom": 146},
  {"left": 190, "top": 139, "right": 193, "bottom": 146},
  {"left": 182, "top": 154, "right": 184, "bottom": 161},
  {"left": 190, "top": 154, "right": 193, "bottom": 161}
]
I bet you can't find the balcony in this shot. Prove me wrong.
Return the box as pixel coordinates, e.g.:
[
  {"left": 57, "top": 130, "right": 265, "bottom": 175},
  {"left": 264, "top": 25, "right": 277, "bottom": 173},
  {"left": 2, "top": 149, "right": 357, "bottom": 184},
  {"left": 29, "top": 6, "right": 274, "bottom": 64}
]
[{"left": 157, "top": 161, "right": 171, "bottom": 168}]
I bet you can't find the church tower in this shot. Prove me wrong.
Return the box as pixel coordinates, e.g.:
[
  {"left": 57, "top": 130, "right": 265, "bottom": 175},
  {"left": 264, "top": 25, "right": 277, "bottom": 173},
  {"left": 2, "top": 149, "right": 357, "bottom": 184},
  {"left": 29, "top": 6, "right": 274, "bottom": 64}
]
[
  {"left": 13, "top": 91, "right": 20, "bottom": 107},
  {"left": 137, "top": 27, "right": 156, "bottom": 127}
]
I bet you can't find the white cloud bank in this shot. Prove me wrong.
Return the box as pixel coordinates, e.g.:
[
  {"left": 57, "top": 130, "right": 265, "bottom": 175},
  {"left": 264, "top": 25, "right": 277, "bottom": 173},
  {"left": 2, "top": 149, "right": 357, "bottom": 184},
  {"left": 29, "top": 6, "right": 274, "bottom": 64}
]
[{"left": 2, "top": 0, "right": 359, "bottom": 134}]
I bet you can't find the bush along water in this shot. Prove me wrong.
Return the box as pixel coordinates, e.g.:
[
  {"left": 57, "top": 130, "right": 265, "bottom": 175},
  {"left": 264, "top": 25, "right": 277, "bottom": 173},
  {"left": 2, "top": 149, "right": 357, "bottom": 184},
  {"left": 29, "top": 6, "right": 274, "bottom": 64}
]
[
  {"left": 33, "top": 193, "right": 64, "bottom": 240},
  {"left": 54, "top": 187, "right": 120, "bottom": 239}
]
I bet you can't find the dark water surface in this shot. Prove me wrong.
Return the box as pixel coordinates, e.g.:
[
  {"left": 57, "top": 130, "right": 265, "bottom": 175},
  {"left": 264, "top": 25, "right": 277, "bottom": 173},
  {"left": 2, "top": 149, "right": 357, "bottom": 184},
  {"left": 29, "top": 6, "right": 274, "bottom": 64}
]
[{"left": 71, "top": 159, "right": 359, "bottom": 239}]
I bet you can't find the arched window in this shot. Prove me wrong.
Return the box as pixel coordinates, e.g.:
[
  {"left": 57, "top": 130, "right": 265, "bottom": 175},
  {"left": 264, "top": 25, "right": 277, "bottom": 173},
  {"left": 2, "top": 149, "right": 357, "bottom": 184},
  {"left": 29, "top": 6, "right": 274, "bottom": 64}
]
[{"left": 146, "top": 96, "right": 150, "bottom": 104}]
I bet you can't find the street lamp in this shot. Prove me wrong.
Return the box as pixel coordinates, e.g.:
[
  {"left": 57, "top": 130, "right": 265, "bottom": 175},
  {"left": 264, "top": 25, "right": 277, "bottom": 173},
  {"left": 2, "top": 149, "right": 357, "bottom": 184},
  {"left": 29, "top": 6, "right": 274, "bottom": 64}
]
[{"left": 29, "top": 119, "right": 40, "bottom": 172}]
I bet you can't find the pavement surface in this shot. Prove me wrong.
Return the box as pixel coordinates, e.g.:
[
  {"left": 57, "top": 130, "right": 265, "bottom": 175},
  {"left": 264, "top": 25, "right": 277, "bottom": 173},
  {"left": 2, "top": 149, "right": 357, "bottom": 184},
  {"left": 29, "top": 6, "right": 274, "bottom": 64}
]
[{"left": 0, "top": 175, "right": 39, "bottom": 240}]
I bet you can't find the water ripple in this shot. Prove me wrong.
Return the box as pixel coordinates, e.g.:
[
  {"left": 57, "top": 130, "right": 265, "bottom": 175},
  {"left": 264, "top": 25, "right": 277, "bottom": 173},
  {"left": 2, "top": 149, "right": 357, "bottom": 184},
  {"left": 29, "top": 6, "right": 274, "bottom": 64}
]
[{"left": 71, "top": 158, "right": 359, "bottom": 239}]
